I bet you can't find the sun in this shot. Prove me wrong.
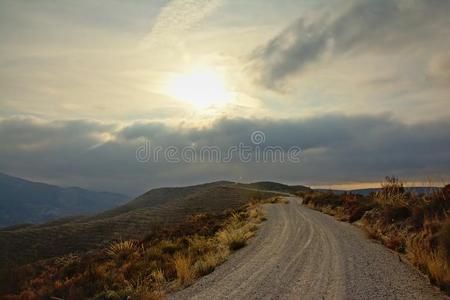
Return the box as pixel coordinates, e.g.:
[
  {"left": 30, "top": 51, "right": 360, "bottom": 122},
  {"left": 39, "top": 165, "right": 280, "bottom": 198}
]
[{"left": 166, "top": 68, "right": 233, "bottom": 109}]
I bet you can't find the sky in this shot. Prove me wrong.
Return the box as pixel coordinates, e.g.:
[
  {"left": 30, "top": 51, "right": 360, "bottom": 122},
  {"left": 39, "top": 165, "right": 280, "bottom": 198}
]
[{"left": 0, "top": 0, "right": 449, "bottom": 195}]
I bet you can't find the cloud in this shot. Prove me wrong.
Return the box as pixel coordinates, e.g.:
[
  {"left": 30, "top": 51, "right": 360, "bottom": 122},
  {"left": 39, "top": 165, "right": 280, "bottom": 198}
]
[
  {"left": 428, "top": 51, "right": 450, "bottom": 83},
  {"left": 141, "top": 0, "right": 222, "bottom": 48},
  {"left": 250, "top": 0, "right": 450, "bottom": 89},
  {"left": 1, "top": 115, "right": 449, "bottom": 194},
  {"left": 0, "top": 116, "right": 116, "bottom": 152}
]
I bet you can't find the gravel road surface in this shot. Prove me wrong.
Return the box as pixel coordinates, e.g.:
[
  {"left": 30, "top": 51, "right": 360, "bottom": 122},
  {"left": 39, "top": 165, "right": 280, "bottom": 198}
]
[{"left": 169, "top": 197, "right": 447, "bottom": 300}]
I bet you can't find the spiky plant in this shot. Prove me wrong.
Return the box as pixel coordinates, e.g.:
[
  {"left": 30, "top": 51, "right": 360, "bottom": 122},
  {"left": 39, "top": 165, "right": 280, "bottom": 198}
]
[{"left": 106, "top": 240, "right": 137, "bottom": 261}]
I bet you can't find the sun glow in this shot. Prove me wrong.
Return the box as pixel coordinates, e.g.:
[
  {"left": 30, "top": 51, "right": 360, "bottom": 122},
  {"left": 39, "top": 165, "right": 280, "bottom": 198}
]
[{"left": 166, "top": 68, "right": 233, "bottom": 109}]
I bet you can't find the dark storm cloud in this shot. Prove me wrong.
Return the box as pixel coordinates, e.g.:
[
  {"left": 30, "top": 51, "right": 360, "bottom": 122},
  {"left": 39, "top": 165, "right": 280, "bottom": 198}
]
[
  {"left": 1, "top": 115, "right": 449, "bottom": 194},
  {"left": 0, "top": 117, "right": 116, "bottom": 151},
  {"left": 250, "top": 0, "right": 450, "bottom": 88}
]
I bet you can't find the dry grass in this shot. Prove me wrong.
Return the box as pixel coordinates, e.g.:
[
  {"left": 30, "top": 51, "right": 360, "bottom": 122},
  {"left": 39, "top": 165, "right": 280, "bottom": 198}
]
[
  {"left": 216, "top": 209, "right": 263, "bottom": 251},
  {"left": 408, "top": 236, "right": 450, "bottom": 290},
  {"left": 406, "top": 218, "right": 450, "bottom": 291},
  {"left": 217, "top": 216, "right": 250, "bottom": 251},
  {"left": 248, "top": 204, "right": 267, "bottom": 223},
  {"left": 319, "top": 205, "right": 347, "bottom": 221},
  {"left": 193, "top": 252, "right": 221, "bottom": 276},
  {"left": 428, "top": 253, "right": 450, "bottom": 289},
  {"left": 173, "top": 253, "right": 193, "bottom": 286},
  {"left": 124, "top": 277, "right": 165, "bottom": 300},
  {"left": 151, "top": 268, "right": 166, "bottom": 285},
  {"left": 374, "top": 176, "right": 408, "bottom": 206},
  {"left": 262, "top": 196, "right": 290, "bottom": 205}
]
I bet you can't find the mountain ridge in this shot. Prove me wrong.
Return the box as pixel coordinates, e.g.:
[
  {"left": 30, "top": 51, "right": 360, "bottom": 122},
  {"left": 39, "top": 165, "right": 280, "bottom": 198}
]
[{"left": 0, "top": 172, "right": 129, "bottom": 227}]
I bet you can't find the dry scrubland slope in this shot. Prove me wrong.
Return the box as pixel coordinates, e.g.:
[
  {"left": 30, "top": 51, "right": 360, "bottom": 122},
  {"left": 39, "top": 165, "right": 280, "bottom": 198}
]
[
  {"left": 2, "top": 200, "right": 274, "bottom": 299},
  {"left": 0, "top": 181, "right": 305, "bottom": 267}
]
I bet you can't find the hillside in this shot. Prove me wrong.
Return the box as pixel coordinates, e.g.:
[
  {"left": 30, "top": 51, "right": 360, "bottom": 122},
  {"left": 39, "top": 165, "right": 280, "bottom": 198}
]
[
  {"left": 0, "top": 173, "right": 129, "bottom": 227},
  {"left": 99, "top": 181, "right": 308, "bottom": 219},
  {"left": 0, "top": 181, "right": 308, "bottom": 268},
  {"left": 237, "top": 181, "right": 309, "bottom": 194}
]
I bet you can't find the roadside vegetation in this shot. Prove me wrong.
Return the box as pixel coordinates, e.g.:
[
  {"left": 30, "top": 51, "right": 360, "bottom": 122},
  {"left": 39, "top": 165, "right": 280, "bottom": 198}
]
[
  {"left": 301, "top": 177, "right": 450, "bottom": 294},
  {"left": 1, "top": 201, "right": 267, "bottom": 300},
  {"left": 259, "top": 195, "right": 290, "bottom": 205}
]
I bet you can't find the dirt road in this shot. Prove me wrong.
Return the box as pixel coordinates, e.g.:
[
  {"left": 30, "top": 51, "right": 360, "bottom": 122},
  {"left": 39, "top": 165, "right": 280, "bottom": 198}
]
[{"left": 169, "top": 197, "right": 447, "bottom": 299}]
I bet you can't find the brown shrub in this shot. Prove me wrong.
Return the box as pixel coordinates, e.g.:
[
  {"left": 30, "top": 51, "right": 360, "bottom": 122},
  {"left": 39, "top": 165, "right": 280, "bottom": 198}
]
[
  {"left": 304, "top": 192, "right": 344, "bottom": 208},
  {"left": 160, "top": 240, "right": 180, "bottom": 255},
  {"left": 374, "top": 176, "right": 407, "bottom": 206},
  {"left": 425, "top": 187, "right": 450, "bottom": 219},
  {"left": 442, "top": 185, "right": 450, "bottom": 199},
  {"left": 438, "top": 220, "right": 450, "bottom": 262},
  {"left": 385, "top": 235, "right": 406, "bottom": 253},
  {"left": 411, "top": 206, "right": 425, "bottom": 229},
  {"left": 382, "top": 206, "right": 410, "bottom": 223},
  {"left": 348, "top": 205, "right": 371, "bottom": 222}
]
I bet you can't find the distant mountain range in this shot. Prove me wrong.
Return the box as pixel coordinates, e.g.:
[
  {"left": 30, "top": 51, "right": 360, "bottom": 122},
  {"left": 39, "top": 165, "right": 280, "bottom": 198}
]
[
  {"left": 0, "top": 173, "right": 129, "bottom": 228},
  {"left": 315, "top": 187, "right": 441, "bottom": 196}
]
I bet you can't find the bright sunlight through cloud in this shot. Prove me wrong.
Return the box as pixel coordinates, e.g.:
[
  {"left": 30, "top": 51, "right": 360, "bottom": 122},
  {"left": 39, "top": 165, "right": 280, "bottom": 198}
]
[{"left": 166, "top": 68, "right": 233, "bottom": 109}]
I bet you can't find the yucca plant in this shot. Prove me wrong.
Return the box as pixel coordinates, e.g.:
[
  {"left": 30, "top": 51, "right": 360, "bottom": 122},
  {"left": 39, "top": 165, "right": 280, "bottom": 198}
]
[{"left": 106, "top": 240, "right": 137, "bottom": 261}]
